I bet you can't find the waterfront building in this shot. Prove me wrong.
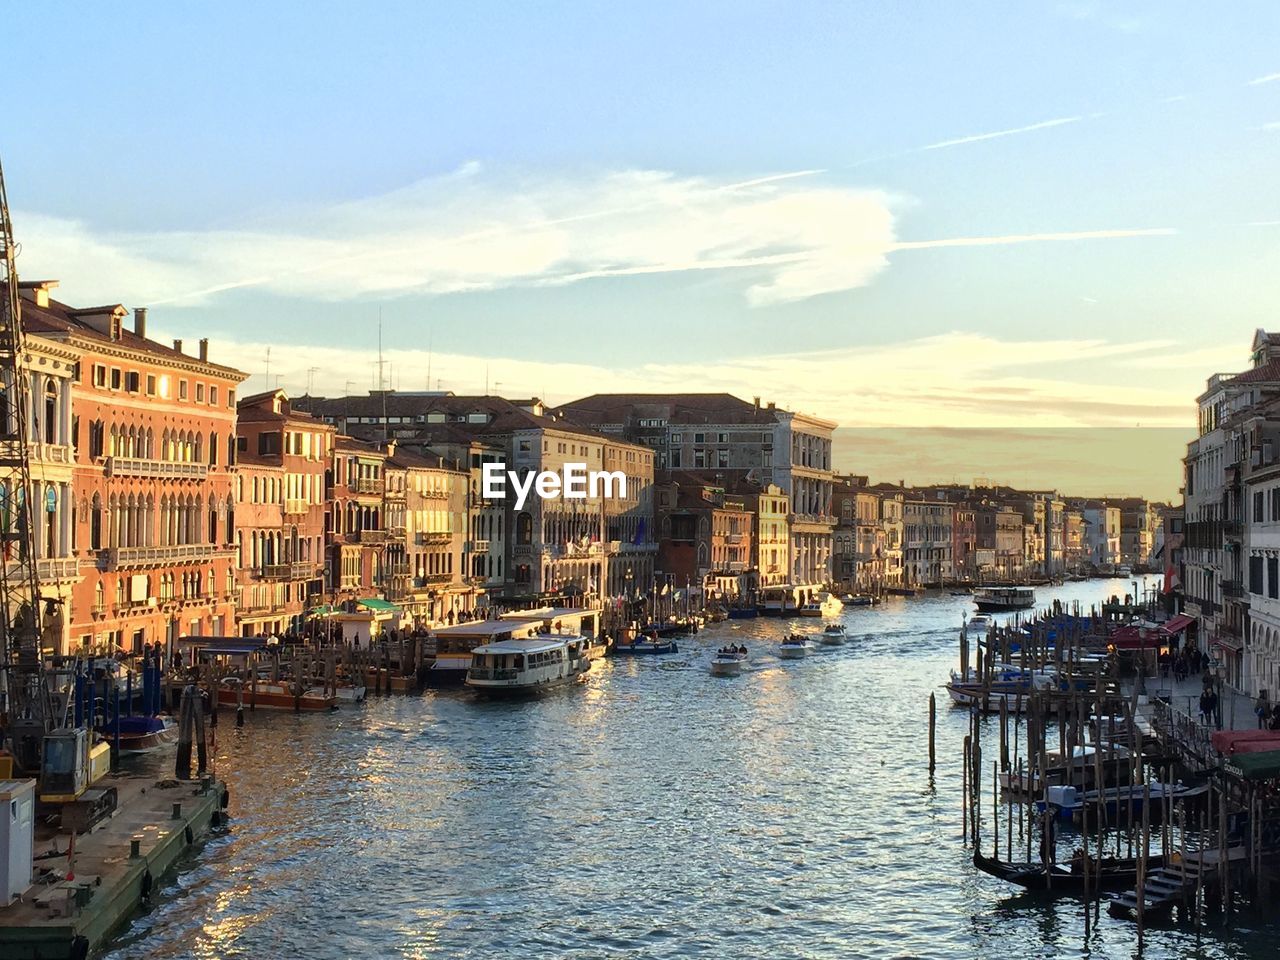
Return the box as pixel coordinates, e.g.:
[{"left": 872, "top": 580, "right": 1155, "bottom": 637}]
[
  {"left": 1063, "top": 509, "right": 1086, "bottom": 573},
  {"left": 20, "top": 286, "right": 245, "bottom": 652},
  {"left": 328, "top": 435, "right": 389, "bottom": 604},
  {"left": 385, "top": 444, "right": 471, "bottom": 622},
  {"left": 1117, "top": 497, "right": 1159, "bottom": 570},
  {"left": 902, "top": 496, "right": 953, "bottom": 586},
  {"left": 741, "top": 481, "right": 790, "bottom": 588},
  {"left": 0, "top": 286, "right": 80, "bottom": 653},
  {"left": 1079, "top": 501, "right": 1123, "bottom": 572},
  {"left": 951, "top": 507, "right": 977, "bottom": 582},
  {"left": 655, "top": 475, "right": 754, "bottom": 598},
  {"left": 297, "top": 393, "right": 655, "bottom": 602},
  {"left": 234, "top": 390, "right": 332, "bottom": 636},
  {"left": 553, "top": 393, "right": 836, "bottom": 586}
]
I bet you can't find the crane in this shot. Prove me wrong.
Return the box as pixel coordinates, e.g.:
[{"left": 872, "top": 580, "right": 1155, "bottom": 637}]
[{"left": 0, "top": 153, "right": 56, "bottom": 775}]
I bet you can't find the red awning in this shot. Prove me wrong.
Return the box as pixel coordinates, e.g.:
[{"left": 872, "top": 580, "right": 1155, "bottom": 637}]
[
  {"left": 1213, "top": 634, "right": 1244, "bottom": 652},
  {"left": 1164, "top": 614, "right": 1195, "bottom": 634},
  {"left": 1212, "top": 729, "right": 1280, "bottom": 755}
]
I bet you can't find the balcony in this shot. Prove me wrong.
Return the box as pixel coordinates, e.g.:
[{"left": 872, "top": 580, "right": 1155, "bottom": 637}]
[
  {"left": 104, "top": 543, "right": 236, "bottom": 571},
  {"left": 284, "top": 498, "right": 309, "bottom": 515},
  {"left": 105, "top": 457, "right": 208, "bottom": 479},
  {"left": 30, "top": 442, "right": 72, "bottom": 465},
  {"left": 354, "top": 478, "right": 382, "bottom": 495},
  {"left": 260, "top": 561, "right": 322, "bottom": 581},
  {"left": 1223, "top": 519, "right": 1242, "bottom": 539},
  {"left": 353, "top": 529, "right": 388, "bottom": 544},
  {"left": 38, "top": 557, "right": 79, "bottom": 581},
  {"left": 416, "top": 532, "right": 452, "bottom": 546},
  {"left": 386, "top": 562, "right": 411, "bottom": 577},
  {"left": 512, "top": 544, "right": 536, "bottom": 558},
  {"left": 610, "top": 540, "right": 658, "bottom": 554},
  {"left": 1222, "top": 579, "right": 1246, "bottom": 599}
]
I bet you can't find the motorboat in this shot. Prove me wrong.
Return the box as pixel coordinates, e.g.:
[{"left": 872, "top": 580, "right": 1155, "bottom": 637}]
[
  {"left": 217, "top": 679, "right": 337, "bottom": 711},
  {"left": 778, "top": 634, "right": 818, "bottom": 659},
  {"left": 819, "top": 623, "right": 847, "bottom": 646},
  {"left": 614, "top": 633, "right": 679, "bottom": 655},
  {"left": 841, "top": 594, "right": 875, "bottom": 606},
  {"left": 465, "top": 633, "right": 590, "bottom": 696},
  {"left": 116, "top": 715, "right": 179, "bottom": 752},
  {"left": 710, "top": 648, "right": 749, "bottom": 676},
  {"left": 973, "top": 585, "right": 1036, "bottom": 612}
]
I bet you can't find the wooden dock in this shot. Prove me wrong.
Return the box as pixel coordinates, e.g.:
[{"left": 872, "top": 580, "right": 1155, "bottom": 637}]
[
  {"left": 0, "top": 774, "right": 227, "bottom": 960},
  {"left": 1107, "top": 846, "right": 1247, "bottom": 919}
]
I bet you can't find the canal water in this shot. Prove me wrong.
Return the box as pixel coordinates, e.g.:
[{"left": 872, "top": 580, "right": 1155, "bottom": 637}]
[{"left": 104, "top": 577, "right": 1279, "bottom": 959}]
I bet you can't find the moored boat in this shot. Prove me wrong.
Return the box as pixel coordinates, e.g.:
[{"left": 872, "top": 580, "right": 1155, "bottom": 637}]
[
  {"left": 465, "top": 633, "right": 590, "bottom": 696},
  {"left": 842, "top": 594, "right": 875, "bottom": 607},
  {"left": 614, "top": 631, "right": 679, "bottom": 655},
  {"left": 778, "top": 634, "right": 818, "bottom": 659},
  {"left": 217, "top": 680, "right": 336, "bottom": 711},
  {"left": 117, "top": 715, "right": 179, "bottom": 752},
  {"left": 973, "top": 850, "right": 1166, "bottom": 893}
]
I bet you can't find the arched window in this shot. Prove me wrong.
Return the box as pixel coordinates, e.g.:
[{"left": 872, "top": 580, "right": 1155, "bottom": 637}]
[
  {"left": 94, "top": 581, "right": 104, "bottom": 610},
  {"left": 517, "top": 511, "right": 533, "bottom": 545}
]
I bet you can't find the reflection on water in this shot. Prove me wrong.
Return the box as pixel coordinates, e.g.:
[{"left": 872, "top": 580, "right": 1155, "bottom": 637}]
[{"left": 104, "top": 578, "right": 1274, "bottom": 959}]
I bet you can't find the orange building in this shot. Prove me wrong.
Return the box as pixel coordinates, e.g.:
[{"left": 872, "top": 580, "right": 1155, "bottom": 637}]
[
  {"left": 21, "top": 284, "right": 246, "bottom": 653},
  {"left": 234, "top": 390, "right": 334, "bottom": 636}
]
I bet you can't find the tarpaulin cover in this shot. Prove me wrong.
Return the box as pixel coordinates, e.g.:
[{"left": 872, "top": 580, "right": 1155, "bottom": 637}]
[{"left": 1211, "top": 729, "right": 1280, "bottom": 755}]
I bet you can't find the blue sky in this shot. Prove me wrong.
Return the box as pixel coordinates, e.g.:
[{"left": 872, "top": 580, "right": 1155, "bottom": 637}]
[{"left": 6, "top": 1, "right": 1280, "bottom": 471}]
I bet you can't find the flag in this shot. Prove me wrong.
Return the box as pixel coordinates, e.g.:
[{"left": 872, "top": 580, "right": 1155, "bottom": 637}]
[{"left": 633, "top": 517, "right": 647, "bottom": 545}]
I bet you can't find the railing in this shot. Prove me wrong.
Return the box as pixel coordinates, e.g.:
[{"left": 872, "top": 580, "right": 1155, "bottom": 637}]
[
  {"left": 416, "top": 573, "right": 453, "bottom": 586},
  {"left": 386, "top": 562, "right": 411, "bottom": 577},
  {"left": 41, "top": 557, "right": 80, "bottom": 580},
  {"left": 354, "top": 529, "right": 388, "bottom": 544},
  {"left": 354, "top": 478, "right": 381, "bottom": 495},
  {"left": 512, "top": 544, "right": 535, "bottom": 558},
  {"left": 467, "top": 667, "right": 518, "bottom": 681},
  {"left": 1149, "top": 698, "right": 1215, "bottom": 770},
  {"left": 724, "top": 533, "right": 743, "bottom": 544},
  {"left": 417, "top": 532, "right": 452, "bottom": 546},
  {"left": 106, "top": 544, "right": 236, "bottom": 570},
  {"left": 284, "top": 498, "right": 309, "bottom": 515},
  {"left": 1222, "top": 579, "right": 1246, "bottom": 598},
  {"left": 30, "top": 442, "right": 72, "bottom": 464},
  {"left": 105, "top": 456, "right": 209, "bottom": 479}
]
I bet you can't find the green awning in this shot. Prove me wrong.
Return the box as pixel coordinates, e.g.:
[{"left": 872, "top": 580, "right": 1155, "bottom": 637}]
[
  {"left": 1224, "top": 749, "right": 1280, "bottom": 781},
  {"left": 356, "top": 598, "right": 399, "bottom": 612},
  {"left": 307, "top": 604, "right": 337, "bottom": 616}
]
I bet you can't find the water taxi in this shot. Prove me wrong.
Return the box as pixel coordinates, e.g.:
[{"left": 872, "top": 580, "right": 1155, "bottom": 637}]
[
  {"left": 973, "top": 585, "right": 1036, "bottom": 612},
  {"left": 465, "top": 634, "right": 590, "bottom": 696},
  {"left": 428, "top": 619, "right": 544, "bottom": 686},
  {"left": 710, "top": 648, "right": 749, "bottom": 676},
  {"left": 819, "top": 623, "right": 847, "bottom": 645},
  {"left": 778, "top": 634, "right": 818, "bottom": 659},
  {"left": 117, "top": 715, "right": 179, "bottom": 752}
]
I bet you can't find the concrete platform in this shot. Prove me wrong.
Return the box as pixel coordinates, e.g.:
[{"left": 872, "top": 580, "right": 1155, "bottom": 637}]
[{"left": 0, "top": 773, "right": 227, "bottom": 960}]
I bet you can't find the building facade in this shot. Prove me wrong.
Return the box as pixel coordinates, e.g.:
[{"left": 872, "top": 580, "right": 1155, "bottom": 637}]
[{"left": 22, "top": 289, "right": 245, "bottom": 652}]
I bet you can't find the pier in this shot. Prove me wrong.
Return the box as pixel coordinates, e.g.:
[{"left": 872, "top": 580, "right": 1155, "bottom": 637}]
[{"left": 0, "top": 775, "right": 227, "bottom": 960}]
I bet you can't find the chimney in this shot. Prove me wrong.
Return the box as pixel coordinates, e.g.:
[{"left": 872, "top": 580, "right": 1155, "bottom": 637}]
[
  {"left": 766, "top": 401, "right": 775, "bottom": 410},
  {"left": 173, "top": 339, "right": 183, "bottom": 354},
  {"left": 199, "top": 338, "right": 209, "bottom": 362},
  {"left": 133, "top": 307, "right": 147, "bottom": 339},
  {"left": 753, "top": 396, "right": 760, "bottom": 409}
]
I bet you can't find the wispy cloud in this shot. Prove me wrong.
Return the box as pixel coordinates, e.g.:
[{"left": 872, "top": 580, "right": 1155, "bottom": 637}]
[
  {"left": 1247, "top": 72, "right": 1280, "bottom": 86},
  {"left": 921, "top": 116, "right": 1082, "bottom": 151},
  {"left": 1260, "top": 121, "right": 1280, "bottom": 131},
  {"left": 18, "top": 165, "right": 1170, "bottom": 310}
]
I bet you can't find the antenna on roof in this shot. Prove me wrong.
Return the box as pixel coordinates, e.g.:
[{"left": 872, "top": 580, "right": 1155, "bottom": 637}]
[
  {"left": 426, "top": 326, "right": 432, "bottom": 393},
  {"left": 306, "top": 366, "right": 319, "bottom": 396}
]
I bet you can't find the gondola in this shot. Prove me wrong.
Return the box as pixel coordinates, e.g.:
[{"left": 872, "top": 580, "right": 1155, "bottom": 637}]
[{"left": 972, "top": 850, "right": 1164, "bottom": 893}]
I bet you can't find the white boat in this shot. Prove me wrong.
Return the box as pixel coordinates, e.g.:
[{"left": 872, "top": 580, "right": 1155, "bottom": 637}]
[
  {"left": 710, "top": 648, "right": 749, "bottom": 676},
  {"left": 797, "top": 602, "right": 823, "bottom": 617},
  {"left": 819, "top": 623, "right": 847, "bottom": 645},
  {"left": 818, "top": 592, "right": 843, "bottom": 618},
  {"left": 465, "top": 632, "right": 590, "bottom": 695},
  {"left": 973, "top": 585, "right": 1036, "bottom": 612},
  {"left": 335, "top": 683, "right": 367, "bottom": 703},
  {"left": 963, "top": 614, "right": 995, "bottom": 636},
  {"left": 778, "top": 634, "right": 818, "bottom": 659}
]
